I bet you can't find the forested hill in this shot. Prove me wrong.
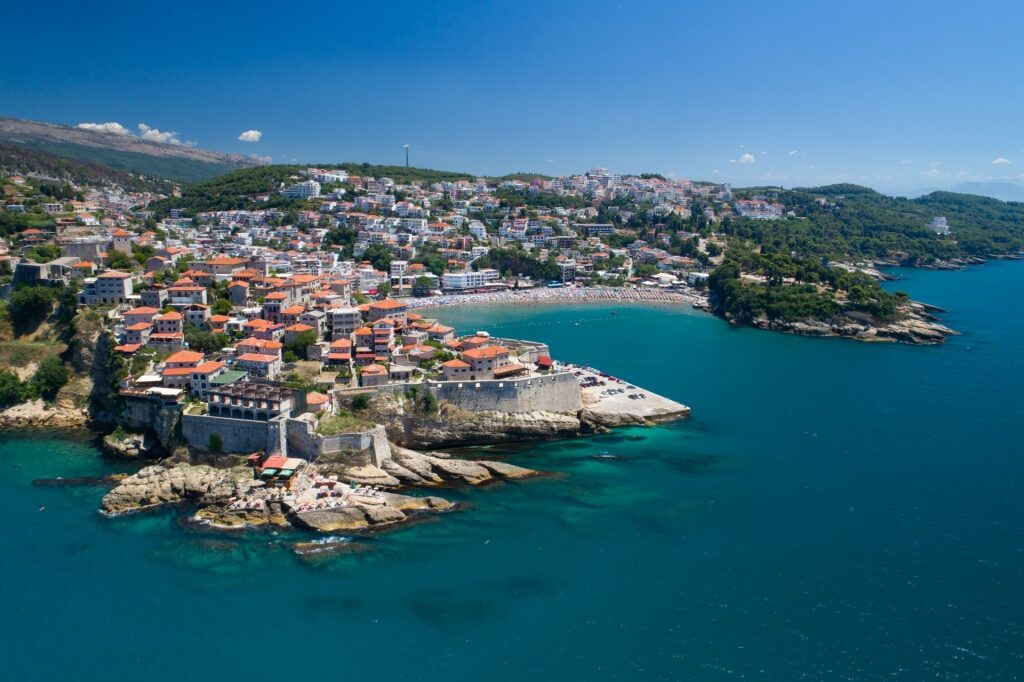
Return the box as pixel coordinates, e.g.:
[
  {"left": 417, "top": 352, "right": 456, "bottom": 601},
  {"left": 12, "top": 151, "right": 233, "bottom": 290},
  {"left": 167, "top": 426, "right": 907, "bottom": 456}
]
[
  {"left": 146, "top": 163, "right": 547, "bottom": 216},
  {"left": 728, "top": 184, "right": 1024, "bottom": 264}
]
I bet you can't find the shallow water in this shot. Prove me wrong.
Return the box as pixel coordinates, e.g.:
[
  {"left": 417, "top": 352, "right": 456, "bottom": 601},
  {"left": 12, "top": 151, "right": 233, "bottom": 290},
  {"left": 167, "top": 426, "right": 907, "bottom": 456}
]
[{"left": 1, "top": 262, "right": 1022, "bottom": 680}]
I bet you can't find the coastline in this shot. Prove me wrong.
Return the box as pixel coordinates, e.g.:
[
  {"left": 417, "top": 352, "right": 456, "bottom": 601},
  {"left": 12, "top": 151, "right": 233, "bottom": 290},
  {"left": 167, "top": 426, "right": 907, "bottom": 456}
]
[{"left": 403, "top": 286, "right": 710, "bottom": 311}]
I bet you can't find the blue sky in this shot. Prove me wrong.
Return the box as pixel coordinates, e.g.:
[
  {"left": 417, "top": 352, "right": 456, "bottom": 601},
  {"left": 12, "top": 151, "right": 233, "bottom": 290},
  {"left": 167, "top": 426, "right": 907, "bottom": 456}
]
[{"left": 2, "top": 0, "right": 1022, "bottom": 193}]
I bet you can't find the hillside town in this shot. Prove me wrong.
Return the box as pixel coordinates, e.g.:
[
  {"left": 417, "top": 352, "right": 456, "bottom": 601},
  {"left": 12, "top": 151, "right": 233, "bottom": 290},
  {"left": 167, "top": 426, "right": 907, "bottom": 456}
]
[{"left": 0, "top": 164, "right": 710, "bottom": 462}]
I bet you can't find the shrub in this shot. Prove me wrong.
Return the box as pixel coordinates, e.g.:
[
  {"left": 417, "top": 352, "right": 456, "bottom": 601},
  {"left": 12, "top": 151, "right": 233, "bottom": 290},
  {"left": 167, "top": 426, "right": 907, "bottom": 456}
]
[
  {"left": 350, "top": 393, "right": 371, "bottom": 410},
  {"left": 32, "top": 356, "right": 69, "bottom": 400},
  {"left": 208, "top": 433, "right": 223, "bottom": 453}
]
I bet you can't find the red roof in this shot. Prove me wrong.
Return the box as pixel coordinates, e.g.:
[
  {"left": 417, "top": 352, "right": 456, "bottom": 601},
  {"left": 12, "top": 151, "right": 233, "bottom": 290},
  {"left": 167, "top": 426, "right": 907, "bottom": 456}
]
[
  {"left": 261, "top": 455, "right": 287, "bottom": 470},
  {"left": 236, "top": 353, "right": 277, "bottom": 363},
  {"left": 166, "top": 350, "right": 204, "bottom": 364}
]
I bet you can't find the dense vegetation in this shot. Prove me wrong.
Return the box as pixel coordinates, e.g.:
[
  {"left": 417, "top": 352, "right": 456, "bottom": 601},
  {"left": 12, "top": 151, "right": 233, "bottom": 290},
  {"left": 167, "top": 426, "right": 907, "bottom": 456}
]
[
  {"left": 496, "top": 188, "right": 586, "bottom": 210},
  {"left": 727, "top": 184, "right": 1024, "bottom": 264},
  {"left": 709, "top": 246, "right": 908, "bottom": 323},
  {"left": 472, "top": 246, "right": 562, "bottom": 281}
]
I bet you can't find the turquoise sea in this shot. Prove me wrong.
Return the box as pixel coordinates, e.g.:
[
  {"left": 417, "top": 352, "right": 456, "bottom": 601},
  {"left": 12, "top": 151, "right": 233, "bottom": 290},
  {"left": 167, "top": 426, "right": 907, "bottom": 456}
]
[{"left": 2, "top": 262, "right": 1022, "bottom": 680}]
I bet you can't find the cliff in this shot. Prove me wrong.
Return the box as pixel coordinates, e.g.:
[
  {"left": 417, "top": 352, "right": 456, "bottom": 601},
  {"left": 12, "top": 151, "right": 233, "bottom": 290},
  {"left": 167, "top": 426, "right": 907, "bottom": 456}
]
[{"left": 365, "top": 394, "right": 582, "bottom": 449}]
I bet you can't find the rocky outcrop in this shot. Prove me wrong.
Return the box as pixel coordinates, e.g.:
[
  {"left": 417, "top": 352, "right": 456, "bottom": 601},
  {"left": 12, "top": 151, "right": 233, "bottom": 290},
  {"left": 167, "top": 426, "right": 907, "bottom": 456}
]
[
  {"left": 0, "top": 398, "right": 89, "bottom": 429},
  {"left": 748, "top": 302, "right": 958, "bottom": 345},
  {"left": 386, "top": 445, "right": 537, "bottom": 486},
  {"left": 101, "top": 463, "right": 258, "bottom": 515},
  {"left": 101, "top": 430, "right": 162, "bottom": 459}
]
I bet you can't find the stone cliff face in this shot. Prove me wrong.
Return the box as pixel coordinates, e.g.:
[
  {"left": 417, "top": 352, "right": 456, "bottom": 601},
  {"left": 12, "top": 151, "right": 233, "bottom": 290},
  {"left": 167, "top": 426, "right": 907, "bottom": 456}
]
[
  {"left": 367, "top": 396, "right": 582, "bottom": 449},
  {"left": 115, "top": 397, "right": 181, "bottom": 452}
]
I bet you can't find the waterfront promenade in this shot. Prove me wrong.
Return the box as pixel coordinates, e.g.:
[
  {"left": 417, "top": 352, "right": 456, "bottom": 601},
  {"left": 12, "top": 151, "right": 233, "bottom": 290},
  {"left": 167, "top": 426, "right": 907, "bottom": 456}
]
[{"left": 404, "top": 286, "right": 709, "bottom": 310}]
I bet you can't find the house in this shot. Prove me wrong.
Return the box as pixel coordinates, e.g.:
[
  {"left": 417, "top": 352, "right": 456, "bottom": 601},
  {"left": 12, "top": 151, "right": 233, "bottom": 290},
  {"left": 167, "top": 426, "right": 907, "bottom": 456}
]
[
  {"left": 283, "top": 323, "right": 316, "bottom": 345},
  {"left": 360, "top": 363, "right": 388, "bottom": 387},
  {"left": 124, "top": 322, "right": 153, "bottom": 346},
  {"left": 123, "top": 306, "right": 160, "bottom": 328},
  {"left": 140, "top": 285, "right": 169, "bottom": 309},
  {"left": 236, "top": 337, "right": 283, "bottom": 359},
  {"left": 153, "top": 311, "right": 184, "bottom": 335},
  {"left": 425, "top": 323, "right": 455, "bottom": 344},
  {"left": 388, "top": 364, "right": 414, "bottom": 383},
  {"left": 461, "top": 345, "right": 526, "bottom": 380},
  {"left": 330, "top": 307, "right": 362, "bottom": 340},
  {"left": 227, "top": 280, "right": 250, "bottom": 306},
  {"left": 79, "top": 270, "right": 133, "bottom": 305},
  {"left": 440, "top": 358, "right": 471, "bottom": 381},
  {"left": 367, "top": 298, "right": 408, "bottom": 325},
  {"left": 167, "top": 285, "right": 208, "bottom": 306},
  {"left": 161, "top": 350, "right": 205, "bottom": 390},
  {"left": 325, "top": 338, "right": 352, "bottom": 365},
  {"left": 235, "top": 353, "right": 282, "bottom": 380},
  {"left": 183, "top": 304, "right": 211, "bottom": 330},
  {"left": 190, "top": 361, "right": 227, "bottom": 398}
]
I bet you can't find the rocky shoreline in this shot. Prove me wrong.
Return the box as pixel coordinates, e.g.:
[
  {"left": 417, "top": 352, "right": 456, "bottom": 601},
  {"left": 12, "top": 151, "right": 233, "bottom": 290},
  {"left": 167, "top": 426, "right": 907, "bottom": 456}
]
[
  {"left": 0, "top": 399, "right": 90, "bottom": 429},
  {"left": 100, "top": 444, "right": 538, "bottom": 534},
  {"left": 746, "top": 300, "right": 958, "bottom": 345}
]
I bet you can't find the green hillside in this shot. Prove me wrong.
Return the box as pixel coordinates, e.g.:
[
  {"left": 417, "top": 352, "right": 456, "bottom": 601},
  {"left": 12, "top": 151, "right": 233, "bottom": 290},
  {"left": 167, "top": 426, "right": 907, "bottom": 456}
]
[{"left": 18, "top": 140, "right": 245, "bottom": 183}]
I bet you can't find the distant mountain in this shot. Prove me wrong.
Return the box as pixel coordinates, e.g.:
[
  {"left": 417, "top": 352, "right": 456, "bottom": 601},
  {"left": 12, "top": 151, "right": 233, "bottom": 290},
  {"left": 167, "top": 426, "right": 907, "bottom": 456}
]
[
  {"left": 0, "top": 118, "right": 264, "bottom": 183},
  {"left": 951, "top": 181, "right": 1024, "bottom": 203},
  {"left": 0, "top": 143, "right": 172, "bottom": 192}
]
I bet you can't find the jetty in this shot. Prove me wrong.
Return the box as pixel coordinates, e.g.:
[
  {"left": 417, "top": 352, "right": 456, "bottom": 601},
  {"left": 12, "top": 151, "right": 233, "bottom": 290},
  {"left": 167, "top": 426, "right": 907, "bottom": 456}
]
[{"left": 568, "top": 364, "right": 691, "bottom": 424}]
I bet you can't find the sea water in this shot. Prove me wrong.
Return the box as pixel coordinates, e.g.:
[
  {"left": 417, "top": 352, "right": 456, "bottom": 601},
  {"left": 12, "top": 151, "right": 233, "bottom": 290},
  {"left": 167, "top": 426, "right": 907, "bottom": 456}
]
[{"left": 1, "top": 261, "right": 1021, "bottom": 680}]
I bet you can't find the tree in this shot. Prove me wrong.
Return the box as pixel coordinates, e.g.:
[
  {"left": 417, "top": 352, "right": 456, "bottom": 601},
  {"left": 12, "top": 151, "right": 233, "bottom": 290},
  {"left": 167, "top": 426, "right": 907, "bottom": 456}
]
[
  {"left": 24, "top": 244, "right": 60, "bottom": 263},
  {"left": 350, "top": 393, "right": 371, "bottom": 410},
  {"left": 208, "top": 433, "right": 223, "bottom": 453},
  {"left": 284, "top": 330, "right": 318, "bottom": 360},
  {"left": 363, "top": 243, "right": 393, "bottom": 271},
  {"left": 211, "top": 298, "right": 233, "bottom": 316},
  {"left": 184, "top": 325, "right": 228, "bottom": 353},
  {"left": 32, "top": 357, "right": 69, "bottom": 401},
  {"left": 0, "top": 370, "right": 29, "bottom": 407},
  {"left": 8, "top": 285, "right": 56, "bottom": 336},
  {"left": 107, "top": 250, "right": 135, "bottom": 271},
  {"left": 376, "top": 281, "right": 392, "bottom": 298}
]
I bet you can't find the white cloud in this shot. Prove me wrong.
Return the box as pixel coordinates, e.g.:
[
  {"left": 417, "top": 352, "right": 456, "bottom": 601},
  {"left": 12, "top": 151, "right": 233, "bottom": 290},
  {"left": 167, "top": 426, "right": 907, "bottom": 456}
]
[
  {"left": 238, "top": 129, "right": 262, "bottom": 142},
  {"left": 77, "top": 122, "right": 131, "bottom": 135},
  {"left": 137, "top": 123, "right": 183, "bottom": 145},
  {"left": 738, "top": 153, "right": 756, "bottom": 164},
  {"left": 900, "top": 159, "right": 914, "bottom": 165},
  {"left": 788, "top": 150, "right": 798, "bottom": 156},
  {"left": 919, "top": 168, "right": 942, "bottom": 177},
  {"left": 249, "top": 154, "right": 272, "bottom": 164},
  {"left": 992, "top": 157, "right": 1012, "bottom": 165}
]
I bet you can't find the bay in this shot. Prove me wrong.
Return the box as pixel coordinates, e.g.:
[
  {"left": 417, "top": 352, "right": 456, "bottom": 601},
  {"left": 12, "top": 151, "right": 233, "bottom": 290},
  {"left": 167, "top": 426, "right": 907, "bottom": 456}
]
[{"left": 1, "top": 261, "right": 1021, "bottom": 680}]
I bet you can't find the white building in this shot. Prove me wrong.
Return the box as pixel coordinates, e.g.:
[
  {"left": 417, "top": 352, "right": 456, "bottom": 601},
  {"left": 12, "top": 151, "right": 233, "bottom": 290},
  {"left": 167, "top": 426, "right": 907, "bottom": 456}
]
[
  {"left": 79, "top": 270, "right": 133, "bottom": 305},
  {"left": 282, "top": 180, "right": 322, "bottom": 199},
  {"left": 441, "top": 268, "right": 500, "bottom": 290}
]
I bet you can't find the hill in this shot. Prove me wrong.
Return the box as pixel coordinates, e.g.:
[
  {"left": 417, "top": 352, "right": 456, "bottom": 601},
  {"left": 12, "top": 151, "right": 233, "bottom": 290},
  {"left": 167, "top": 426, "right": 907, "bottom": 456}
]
[
  {"left": 0, "top": 118, "right": 263, "bottom": 182},
  {"left": 951, "top": 181, "right": 1024, "bottom": 203},
  {"left": 0, "top": 143, "right": 172, "bottom": 193},
  {"left": 147, "top": 163, "right": 488, "bottom": 216},
  {"left": 729, "top": 184, "right": 1024, "bottom": 263}
]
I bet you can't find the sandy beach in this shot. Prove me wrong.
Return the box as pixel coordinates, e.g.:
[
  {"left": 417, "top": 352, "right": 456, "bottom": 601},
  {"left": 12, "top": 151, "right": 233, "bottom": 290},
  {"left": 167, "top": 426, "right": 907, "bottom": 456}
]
[{"left": 404, "top": 286, "right": 710, "bottom": 310}]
